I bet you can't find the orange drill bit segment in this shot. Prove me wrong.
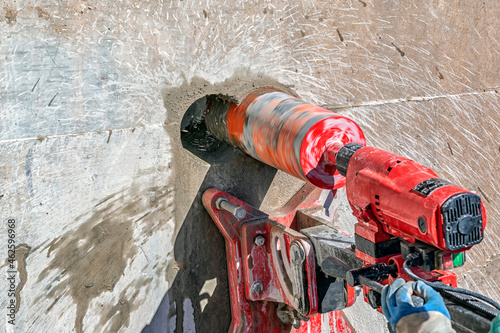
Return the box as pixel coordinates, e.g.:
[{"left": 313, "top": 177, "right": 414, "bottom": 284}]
[{"left": 205, "top": 89, "right": 366, "bottom": 189}]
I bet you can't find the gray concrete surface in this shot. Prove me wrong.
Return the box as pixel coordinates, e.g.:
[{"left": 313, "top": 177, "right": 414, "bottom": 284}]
[{"left": 1, "top": 0, "right": 499, "bottom": 332}]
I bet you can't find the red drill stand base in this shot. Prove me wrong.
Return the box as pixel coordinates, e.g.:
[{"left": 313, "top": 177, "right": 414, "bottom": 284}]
[{"left": 203, "top": 185, "right": 355, "bottom": 333}]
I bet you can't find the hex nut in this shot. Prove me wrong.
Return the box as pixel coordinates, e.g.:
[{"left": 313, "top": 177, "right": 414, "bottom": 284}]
[{"left": 254, "top": 235, "right": 265, "bottom": 246}]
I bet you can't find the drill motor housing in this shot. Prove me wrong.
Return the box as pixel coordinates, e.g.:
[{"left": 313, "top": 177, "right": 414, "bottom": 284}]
[{"left": 337, "top": 144, "right": 486, "bottom": 258}]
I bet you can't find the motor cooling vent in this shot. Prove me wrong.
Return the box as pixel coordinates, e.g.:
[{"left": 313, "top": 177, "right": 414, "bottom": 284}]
[{"left": 441, "top": 192, "right": 483, "bottom": 251}]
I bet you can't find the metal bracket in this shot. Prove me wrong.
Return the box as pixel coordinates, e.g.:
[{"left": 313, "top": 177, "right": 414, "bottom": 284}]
[
  {"left": 241, "top": 219, "right": 317, "bottom": 316},
  {"left": 202, "top": 186, "right": 355, "bottom": 333}
]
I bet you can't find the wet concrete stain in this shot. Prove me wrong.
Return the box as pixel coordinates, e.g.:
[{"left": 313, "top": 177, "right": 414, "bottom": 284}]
[
  {"left": 14, "top": 244, "right": 31, "bottom": 313},
  {"left": 35, "top": 6, "right": 52, "bottom": 21},
  {"left": 5, "top": 7, "right": 17, "bottom": 25},
  {"left": 98, "top": 277, "right": 153, "bottom": 332},
  {"left": 36, "top": 185, "right": 174, "bottom": 333}
]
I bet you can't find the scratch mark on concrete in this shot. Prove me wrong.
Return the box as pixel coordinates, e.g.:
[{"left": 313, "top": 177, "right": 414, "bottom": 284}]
[
  {"left": 139, "top": 246, "right": 149, "bottom": 262},
  {"left": 32, "top": 78, "right": 40, "bottom": 92},
  {"left": 357, "top": 0, "right": 367, "bottom": 7},
  {"left": 336, "top": 29, "right": 344, "bottom": 43},
  {"left": 48, "top": 93, "right": 58, "bottom": 106},
  {"left": 0, "top": 124, "right": 163, "bottom": 145},
  {"left": 436, "top": 66, "right": 445, "bottom": 80},
  {"left": 392, "top": 43, "right": 405, "bottom": 57},
  {"left": 447, "top": 142, "right": 454, "bottom": 156},
  {"left": 322, "top": 87, "right": 500, "bottom": 110},
  {"left": 477, "top": 186, "right": 491, "bottom": 203}
]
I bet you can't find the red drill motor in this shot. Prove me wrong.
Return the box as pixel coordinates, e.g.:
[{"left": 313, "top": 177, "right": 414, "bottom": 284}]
[
  {"left": 331, "top": 142, "right": 487, "bottom": 305},
  {"left": 334, "top": 143, "right": 485, "bottom": 257}
]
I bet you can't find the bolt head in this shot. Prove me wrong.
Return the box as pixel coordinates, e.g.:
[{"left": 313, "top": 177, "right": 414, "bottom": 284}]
[
  {"left": 254, "top": 235, "right": 265, "bottom": 246},
  {"left": 252, "top": 281, "right": 263, "bottom": 294},
  {"left": 234, "top": 206, "right": 247, "bottom": 219}
]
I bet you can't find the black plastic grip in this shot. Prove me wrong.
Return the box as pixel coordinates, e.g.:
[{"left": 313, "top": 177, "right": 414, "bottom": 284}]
[{"left": 335, "top": 143, "right": 364, "bottom": 177}]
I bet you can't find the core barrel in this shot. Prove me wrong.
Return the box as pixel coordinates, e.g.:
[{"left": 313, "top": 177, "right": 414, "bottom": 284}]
[{"left": 205, "top": 89, "right": 366, "bottom": 189}]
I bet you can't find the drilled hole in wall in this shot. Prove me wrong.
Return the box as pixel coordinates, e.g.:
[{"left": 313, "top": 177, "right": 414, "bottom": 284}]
[{"left": 181, "top": 94, "right": 239, "bottom": 165}]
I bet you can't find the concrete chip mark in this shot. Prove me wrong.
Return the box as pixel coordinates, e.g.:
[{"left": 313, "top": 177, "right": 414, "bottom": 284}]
[
  {"left": 14, "top": 244, "right": 31, "bottom": 313},
  {"left": 392, "top": 43, "right": 405, "bottom": 57},
  {"left": 5, "top": 7, "right": 18, "bottom": 25},
  {"left": 36, "top": 185, "right": 174, "bottom": 333},
  {"left": 107, "top": 130, "right": 113, "bottom": 143},
  {"left": 436, "top": 66, "right": 445, "bottom": 80},
  {"left": 357, "top": 0, "right": 367, "bottom": 7}
]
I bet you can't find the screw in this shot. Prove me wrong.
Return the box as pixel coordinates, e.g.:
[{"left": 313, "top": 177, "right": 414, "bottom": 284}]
[
  {"left": 216, "top": 197, "right": 247, "bottom": 219},
  {"left": 254, "top": 235, "right": 265, "bottom": 246},
  {"left": 251, "top": 281, "right": 263, "bottom": 294},
  {"left": 418, "top": 216, "right": 427, "bottom": 233}
]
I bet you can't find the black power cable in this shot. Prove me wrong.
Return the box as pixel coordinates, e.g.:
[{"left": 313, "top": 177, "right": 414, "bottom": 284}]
[{"left": 403, "top": 256, "right": 500, "bottom": 311}]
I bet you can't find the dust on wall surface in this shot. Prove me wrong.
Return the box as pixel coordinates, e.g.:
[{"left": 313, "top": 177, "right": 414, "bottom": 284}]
[{"left": 0, "top": 0, "right": 499, "bottom": 332}]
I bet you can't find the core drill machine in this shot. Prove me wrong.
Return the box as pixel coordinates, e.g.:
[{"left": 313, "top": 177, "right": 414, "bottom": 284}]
[{"left": 198, "top": 89, "right": 498, "bottom": 332}]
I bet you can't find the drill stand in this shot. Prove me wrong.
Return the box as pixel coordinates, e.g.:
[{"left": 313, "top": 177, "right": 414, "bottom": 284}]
[{"left": 202, "top": 185, "right": 356, "bottom": 333}]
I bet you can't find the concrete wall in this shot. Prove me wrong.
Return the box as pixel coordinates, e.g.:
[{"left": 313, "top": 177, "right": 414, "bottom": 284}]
[{"left": 1, "top": 0, "right": 499, "bottom": 332}]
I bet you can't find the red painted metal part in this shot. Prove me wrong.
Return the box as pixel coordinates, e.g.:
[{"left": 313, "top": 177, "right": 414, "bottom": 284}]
[
  {"left": 345, "top": 146, "right": 486, "bottom": 253},
  {"left": 202, "top": 187, "right": 355, "bottom": 333},
  {"left": 241, "top": 219, "right": 318, "bottom": 316},
  {"left": 221, "top": 89, "right": 366, "bottom": 189},
  {"left": 360, "top": 252, "right": 458, "bottom": 314}
]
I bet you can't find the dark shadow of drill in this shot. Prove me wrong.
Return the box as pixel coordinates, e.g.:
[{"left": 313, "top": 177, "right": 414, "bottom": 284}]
[{"left": 142, "top": 152, "right": 277, "bottom": 333}]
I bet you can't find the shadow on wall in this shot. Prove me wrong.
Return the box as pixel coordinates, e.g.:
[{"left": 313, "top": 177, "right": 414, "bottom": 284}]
[{"left": 142, "top": 152, "right": 277, "bottom": 333}]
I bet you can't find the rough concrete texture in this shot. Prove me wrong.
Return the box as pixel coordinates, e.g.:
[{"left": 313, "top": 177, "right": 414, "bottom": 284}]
[{"left": 0, "top": 0, "right": 499, "bottom": 332}]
